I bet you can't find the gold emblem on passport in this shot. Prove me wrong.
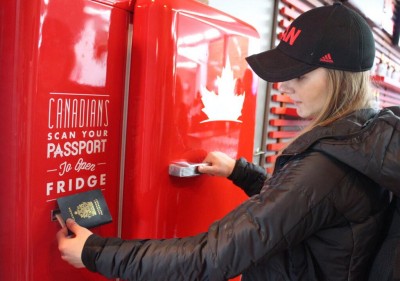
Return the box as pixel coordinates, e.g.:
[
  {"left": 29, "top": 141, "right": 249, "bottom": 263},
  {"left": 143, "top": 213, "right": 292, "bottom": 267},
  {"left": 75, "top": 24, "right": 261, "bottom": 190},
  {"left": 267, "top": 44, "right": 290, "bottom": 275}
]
[
  {"left": 58, "top": 190, "right": 112, "bottom": 229},
  {"left": 74, "top": 201, "right": 97, "bottom": 219}
]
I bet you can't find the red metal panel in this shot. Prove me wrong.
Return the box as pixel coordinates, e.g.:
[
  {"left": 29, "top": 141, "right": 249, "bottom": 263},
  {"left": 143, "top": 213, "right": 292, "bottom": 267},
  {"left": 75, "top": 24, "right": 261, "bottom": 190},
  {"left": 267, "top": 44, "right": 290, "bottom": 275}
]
[
  {"left": 272, "top": 82, "right": 281, "bottom": 90},
  {"left": 271, "top": 106, "right": 299, "bottom": 116},
  {"left": 272, "top": 93, "right": 293, "bottom": 103},
  {"left": 281, "top": 0, "right": 314, "bottom": 13},
  {"left": 269, "top": 119, "right": 309, "bottom": 127},
  {"left": 266, "top": 142, "right": 288, "bottom": 151},
  {"left": 266, "top": 154, "right": 278, "bottom": 163},
  {"left": 279, "top": 18, "right": 292, "bottom": 29},
  {"left": 268, "top": 131, "right": 299, "bottom": 139},
  {"left": 373, "top": 75, "right": 400, "bottom": 93},
  {"left": 279, "top": 6, "right": 301, "bottom": 20},
  {"left": 0, "top": 0, "right": 130, "bottom": 280}
]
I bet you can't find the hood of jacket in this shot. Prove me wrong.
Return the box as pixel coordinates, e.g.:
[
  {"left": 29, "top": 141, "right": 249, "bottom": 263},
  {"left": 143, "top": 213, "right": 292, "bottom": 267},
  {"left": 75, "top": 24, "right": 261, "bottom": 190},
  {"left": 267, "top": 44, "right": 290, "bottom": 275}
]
[{"left": 276, "top": 106, "right": 400, "bottom": 196}]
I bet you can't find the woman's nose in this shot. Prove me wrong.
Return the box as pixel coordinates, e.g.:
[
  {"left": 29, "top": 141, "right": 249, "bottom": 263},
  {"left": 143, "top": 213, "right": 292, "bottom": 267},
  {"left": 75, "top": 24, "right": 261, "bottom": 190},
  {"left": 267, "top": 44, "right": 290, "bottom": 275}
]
[{"left": 278, "top": 81, "right": 291, "bottom": 94}]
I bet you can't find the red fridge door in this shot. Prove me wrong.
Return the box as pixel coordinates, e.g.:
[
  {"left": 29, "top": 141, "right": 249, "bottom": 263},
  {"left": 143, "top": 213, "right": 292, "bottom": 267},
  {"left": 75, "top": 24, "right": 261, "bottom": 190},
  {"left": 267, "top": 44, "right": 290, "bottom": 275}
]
[
  {"left": 123, "top": 0, "right": 259, "bottom": 265},
  {"left": 0, "top": 0, "right": 131, "bottom": 280}
]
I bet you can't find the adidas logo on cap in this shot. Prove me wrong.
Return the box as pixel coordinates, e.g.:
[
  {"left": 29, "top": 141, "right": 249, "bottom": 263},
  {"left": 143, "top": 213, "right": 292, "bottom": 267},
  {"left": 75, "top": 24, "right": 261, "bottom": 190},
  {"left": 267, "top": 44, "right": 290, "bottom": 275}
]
[{"left": 320, "top": 53, "right": 334, "bottom": 63}]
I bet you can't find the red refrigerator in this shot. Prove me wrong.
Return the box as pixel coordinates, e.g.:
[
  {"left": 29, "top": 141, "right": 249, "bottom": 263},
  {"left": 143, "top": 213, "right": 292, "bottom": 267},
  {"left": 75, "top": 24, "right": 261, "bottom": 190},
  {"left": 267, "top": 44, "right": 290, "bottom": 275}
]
[
  {"left": 123, "top": 0, "right": 259, "bottom": 239},
  {"left": 0, "top": 0, "right": 132, "bottom": 280},
  {"left": 0, "top": 0, "right": 259, "bottom": 280}
]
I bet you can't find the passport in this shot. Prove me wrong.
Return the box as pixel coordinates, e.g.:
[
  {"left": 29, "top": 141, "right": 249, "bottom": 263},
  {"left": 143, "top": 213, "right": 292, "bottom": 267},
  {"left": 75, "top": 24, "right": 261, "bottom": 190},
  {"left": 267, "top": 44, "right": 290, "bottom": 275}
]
[{"left": 56, "top": 189, "right": 112, "bottom": 229}]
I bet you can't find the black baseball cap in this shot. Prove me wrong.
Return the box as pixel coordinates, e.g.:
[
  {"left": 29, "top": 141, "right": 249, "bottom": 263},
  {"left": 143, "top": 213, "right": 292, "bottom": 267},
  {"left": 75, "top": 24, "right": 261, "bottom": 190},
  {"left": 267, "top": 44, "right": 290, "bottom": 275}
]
[{"left": 246, "top": 2, "right": 375, "bottom": 82}]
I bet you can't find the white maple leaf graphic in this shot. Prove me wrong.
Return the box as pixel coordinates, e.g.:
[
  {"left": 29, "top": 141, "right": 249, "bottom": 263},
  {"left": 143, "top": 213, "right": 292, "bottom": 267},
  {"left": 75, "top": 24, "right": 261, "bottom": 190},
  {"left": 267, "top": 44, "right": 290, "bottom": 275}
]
[{"left": 200, "top": 59, "right": 245, "bottom": 123}]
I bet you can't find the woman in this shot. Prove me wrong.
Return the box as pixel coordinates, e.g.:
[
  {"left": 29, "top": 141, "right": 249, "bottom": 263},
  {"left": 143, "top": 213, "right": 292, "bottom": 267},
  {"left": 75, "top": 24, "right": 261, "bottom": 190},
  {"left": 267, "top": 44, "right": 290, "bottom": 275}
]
[{"left": 57, "top": 3, "right": 398, "bottom": 280}]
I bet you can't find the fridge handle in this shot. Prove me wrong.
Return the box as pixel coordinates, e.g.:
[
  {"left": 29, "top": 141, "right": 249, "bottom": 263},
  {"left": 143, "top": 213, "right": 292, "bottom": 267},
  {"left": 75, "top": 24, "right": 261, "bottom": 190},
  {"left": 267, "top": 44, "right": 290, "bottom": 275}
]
[{"left": 168, "top": 162, "right": 209, "bottom": 177}]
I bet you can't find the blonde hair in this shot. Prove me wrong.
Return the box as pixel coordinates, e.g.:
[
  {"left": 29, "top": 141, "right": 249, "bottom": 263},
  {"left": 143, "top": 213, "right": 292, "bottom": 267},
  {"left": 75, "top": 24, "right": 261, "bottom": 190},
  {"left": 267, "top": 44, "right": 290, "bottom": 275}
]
[
  {"left": 304, "top": 69, "right": 374, "bottom": 130},
  {"left": 279, "top": 69, "right": 376, "bottom": 154}
]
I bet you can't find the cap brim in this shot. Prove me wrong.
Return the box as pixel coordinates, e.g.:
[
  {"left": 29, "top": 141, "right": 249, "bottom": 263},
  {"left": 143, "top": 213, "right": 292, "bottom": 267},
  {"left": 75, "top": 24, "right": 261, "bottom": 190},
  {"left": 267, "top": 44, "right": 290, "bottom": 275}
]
[{"left": 246, "top": 48, "right": 318, "bottom": 82}]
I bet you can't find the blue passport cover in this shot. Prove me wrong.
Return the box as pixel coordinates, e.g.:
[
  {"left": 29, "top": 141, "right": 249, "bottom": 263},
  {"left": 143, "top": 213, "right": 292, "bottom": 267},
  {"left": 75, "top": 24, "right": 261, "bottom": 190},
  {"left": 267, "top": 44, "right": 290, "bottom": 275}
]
[{"left": 56, "top": 189, "right": 112, "bottom": 229}]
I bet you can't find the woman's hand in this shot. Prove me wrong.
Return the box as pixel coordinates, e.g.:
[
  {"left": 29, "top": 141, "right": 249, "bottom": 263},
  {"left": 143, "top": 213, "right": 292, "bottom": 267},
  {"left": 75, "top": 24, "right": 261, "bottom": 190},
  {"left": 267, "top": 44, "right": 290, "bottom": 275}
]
[
  {"left": 197, "top": 151, "right": 236, "bottom": 177},
  {"left": 56, "top": 219, "right": 93, "bottom": 268}
]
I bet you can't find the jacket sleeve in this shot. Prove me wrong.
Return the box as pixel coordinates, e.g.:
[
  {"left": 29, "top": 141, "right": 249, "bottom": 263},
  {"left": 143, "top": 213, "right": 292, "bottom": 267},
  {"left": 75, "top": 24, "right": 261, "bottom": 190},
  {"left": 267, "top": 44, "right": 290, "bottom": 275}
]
[
  {"left": 82, "top": 233, "right": 210, "bottom": 281},
  {"left": 227, "top": 157, "right": 267, "bottom": 196},
  {"left": 81, "top": 152, "right": 353, "bottom": 281}
]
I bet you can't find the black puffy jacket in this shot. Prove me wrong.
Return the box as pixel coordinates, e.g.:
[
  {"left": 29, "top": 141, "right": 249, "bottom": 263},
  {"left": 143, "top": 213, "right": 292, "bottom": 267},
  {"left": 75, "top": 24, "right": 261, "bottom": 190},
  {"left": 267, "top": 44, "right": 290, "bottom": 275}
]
[{"left": 82, "top": 107, "right": 400, "bottom": 281}]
